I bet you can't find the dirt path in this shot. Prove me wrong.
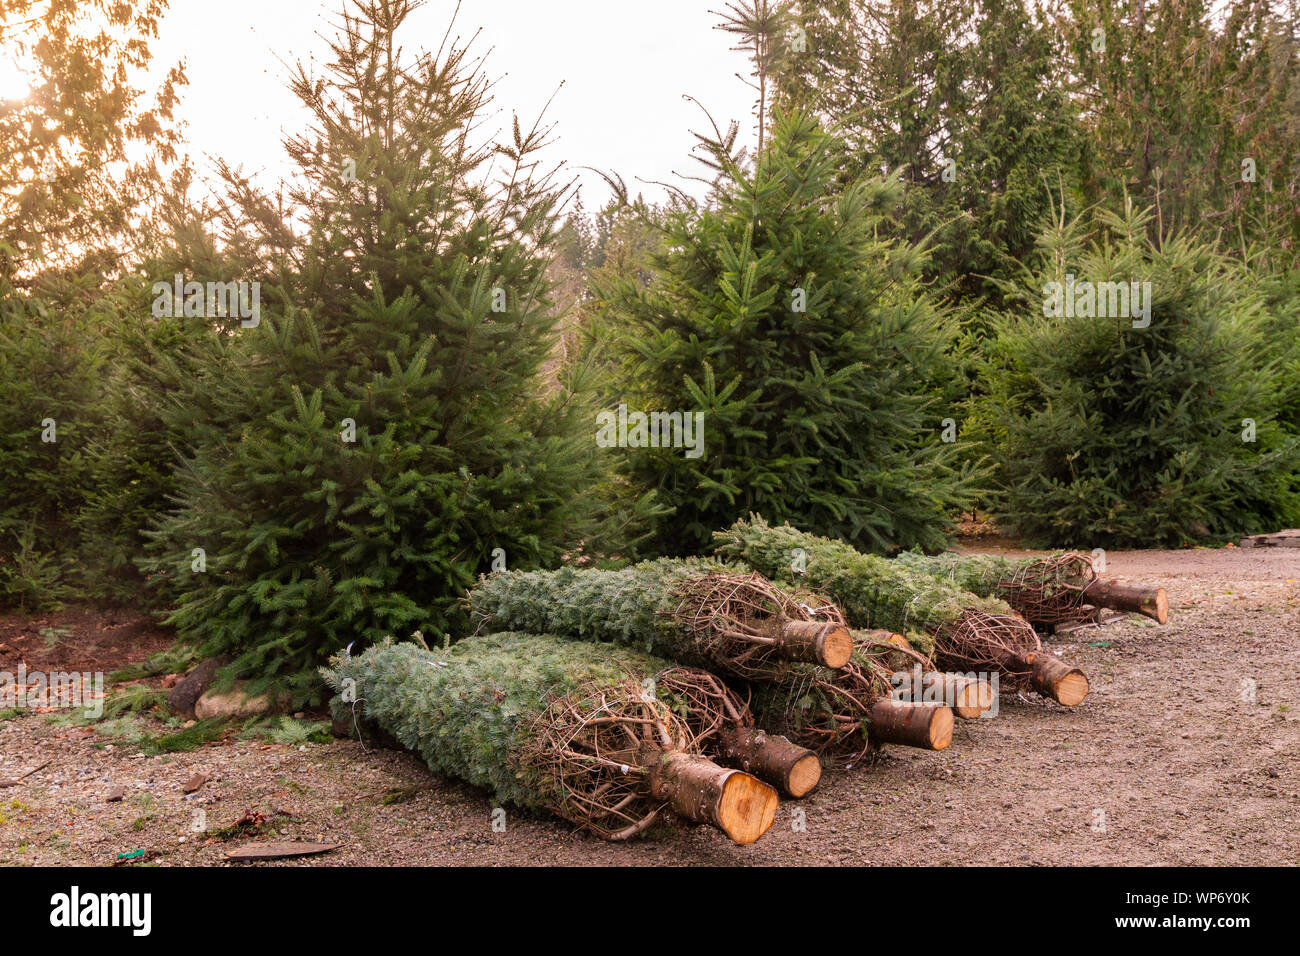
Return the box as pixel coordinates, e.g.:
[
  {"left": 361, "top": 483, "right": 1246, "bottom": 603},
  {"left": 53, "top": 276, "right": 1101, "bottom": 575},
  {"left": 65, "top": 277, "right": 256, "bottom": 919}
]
[{"left": 1, "top": 545, "right": 1297, "bottom": 866}]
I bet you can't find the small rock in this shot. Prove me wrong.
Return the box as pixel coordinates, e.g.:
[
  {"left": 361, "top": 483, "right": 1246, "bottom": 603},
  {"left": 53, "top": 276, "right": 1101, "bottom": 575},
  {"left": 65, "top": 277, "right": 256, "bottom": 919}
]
[
  {"left": 168, "top": 657, "right": 230, "bottom": 720},
  {"left": 105, "top": 786, "right": 126, "bottom": 802},
  {"left": 194, "top": 684, "right": 277, "bottom": 720}
]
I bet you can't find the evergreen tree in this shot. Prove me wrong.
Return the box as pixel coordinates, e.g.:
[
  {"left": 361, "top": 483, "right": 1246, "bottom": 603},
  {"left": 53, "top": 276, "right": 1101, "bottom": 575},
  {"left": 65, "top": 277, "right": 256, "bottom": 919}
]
[
  {"left": 1063, "top": 0, "right": 1300, "bottom": 249},
  {"left": 983, "top": 201, "right": 1300, "bottom": 547},
  {"left": 778, "top": 0, "right": 1080, "bottom": 304},
  {"left": 597, "top": 108, "right": 980, "bottom": 555},
  {"left": 140, "top": 0, "right": 610, "bottom": 702},
  {"left": 0, "top": 0, "right": 185, "bottom": 607}
]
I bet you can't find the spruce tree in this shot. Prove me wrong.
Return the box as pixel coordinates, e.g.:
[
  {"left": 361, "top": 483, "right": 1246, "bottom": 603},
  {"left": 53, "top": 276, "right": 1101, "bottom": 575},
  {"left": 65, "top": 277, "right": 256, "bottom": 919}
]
[
  {"left": 983, "top": 202, "right": 1300, "bottom": 547},
  {"left": 596, "top": 108, "right": 979, "bottom": 555},
  {"left": 0, "top": 0, "right": 185, "bottom": 607},
  {"left": 141, "top": 0, "right": 608, "bottom": 702}
]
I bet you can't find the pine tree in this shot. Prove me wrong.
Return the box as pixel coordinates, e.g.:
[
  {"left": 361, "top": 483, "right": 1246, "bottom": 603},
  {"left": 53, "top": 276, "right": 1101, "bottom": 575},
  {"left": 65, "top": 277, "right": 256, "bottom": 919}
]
[
  {"left": 140, "top": 0, "right": 609, "bottom": 703},
  {"left": 0, "top": 0, "right": 185, "bottom": 607},
  {"left": 777, "top": 0, "right": 1081, "bottom": 305},
  {"left": 596, "top": 107, "right": 980, "bottom": 555},
  {"left": 983, "top": 201, "right": 1300, "bottom": 547}
]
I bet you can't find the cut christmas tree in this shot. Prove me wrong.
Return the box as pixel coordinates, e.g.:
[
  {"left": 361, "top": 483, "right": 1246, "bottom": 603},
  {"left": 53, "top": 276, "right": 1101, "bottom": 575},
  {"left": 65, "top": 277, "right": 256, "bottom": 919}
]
[
  {"left": 468, "top": 560, "right": 951, "bottom": 762},
  {"left": 715, "top": 516, "right": 1089, "bottom": 706},
  {"left": 322, "top": 633, "right": 779, "bottom": 843},
  {"left": 891, "top": 550, "right": 1168, "bottom": 627},
  {"left": 467, "top": 559, "right": 854, "bottom": 681},
  {"left": 653, "top": 667, "right": 821, "bottom": 797}
]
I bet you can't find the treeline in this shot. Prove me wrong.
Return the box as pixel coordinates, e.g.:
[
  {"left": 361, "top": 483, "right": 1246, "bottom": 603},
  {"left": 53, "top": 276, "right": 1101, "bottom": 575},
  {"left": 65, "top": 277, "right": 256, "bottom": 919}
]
[{"left": 1, "top": 0, "right": 1296, "bottom": 702}]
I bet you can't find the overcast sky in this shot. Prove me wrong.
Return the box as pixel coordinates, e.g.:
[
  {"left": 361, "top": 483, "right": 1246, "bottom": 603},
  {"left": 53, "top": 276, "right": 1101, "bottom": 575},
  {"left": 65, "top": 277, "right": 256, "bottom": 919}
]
[{"left": 152, "top": 0, "right": 758, "bottom": 208}]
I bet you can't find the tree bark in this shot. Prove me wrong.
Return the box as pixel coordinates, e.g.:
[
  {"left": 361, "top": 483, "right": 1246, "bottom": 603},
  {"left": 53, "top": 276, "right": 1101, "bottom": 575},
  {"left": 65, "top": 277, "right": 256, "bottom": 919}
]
[
  {"left": 893, "top": 671, "right": 994, "bottom": 719},
  {"left": 775, "top": 619, "right": 854, "bottom": 668},
  {"left": 868, "top": 699, "right": 953, "bottom": 750},
  {"left": 1081, "top": 579, "right": 1168, "bottom": 624},
  {"left": 716, "top": 726, "right": 821, "bottom": 798},
  {"left": 645, "top": 749, "right": 779, "bottom": 845}
]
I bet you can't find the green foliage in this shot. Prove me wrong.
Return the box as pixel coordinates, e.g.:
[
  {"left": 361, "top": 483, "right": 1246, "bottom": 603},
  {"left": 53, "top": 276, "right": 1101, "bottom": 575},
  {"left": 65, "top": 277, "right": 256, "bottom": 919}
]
[
  {"left": 138, "top": 0, "right": 610, "bottom": 704},
  {"left": 1063, "top": 0, "right": 1300, "bottom": 251},
  {"left": 99, "top": 685, "right": 168, "bottom": 720},
  {"left": 983, "top": 203, "right": 1300, "bottom": 547},
  {"left": 0, "top": 286, "right": 101, "bottom": 607},
  {"left": 0, "top": 0, "right": 188, "bottom": 609},
  {"left": 468, "top": 559, "right": 732, "bottom": 669},
  {"left": 108, "top": 642, "right": 198, "bottom": 684},
  {"left": 890, "top": 550, "right": 1043, "bottom": 599},
  {"left": 713, "top": 515, "right": 1008, "bottom": 645},
  {"left": 321, "top": 633, "right": 680, "bottom": 812},
  {"left": 141, "top": 717, "right": 229, "bottom": 755},
  {"left": 262, "top": 716, "right": 331, "bottom": 746},
  {"left": 778, "top": 0, "right": 1081, "bottom": 304},
  {"left": 0, "top": 520, "right": 69, "bottom": 612},
  {"left": 597, "top": 109, "right": 980, "bottom": 555}
]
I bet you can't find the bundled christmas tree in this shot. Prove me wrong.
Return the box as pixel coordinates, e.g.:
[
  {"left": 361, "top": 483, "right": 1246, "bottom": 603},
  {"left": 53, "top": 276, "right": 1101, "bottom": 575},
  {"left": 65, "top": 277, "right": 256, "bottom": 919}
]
[
  {"left": 468, "top": 559, "right": 855, "bottom": 680},
  {"left": 715, "top": 516, "right": 1089, "bottom": 706},
  {"left": 469, "top": 560, "right": 954, "bottom": 761},
  {"left": 651, "top": 666, "right": 821, "bottom": 797},
  {"left": 322, "top": 633, "right": 778, "bottom": 842},
  {"left": 891, "top": 550, "right": 1168, "bottom": 628},
  {"left": 140, "top": 0, "right": 611, "bottom": 702},
  {"left": 746, "top": 640, "right": 956, "bottom": 764}
]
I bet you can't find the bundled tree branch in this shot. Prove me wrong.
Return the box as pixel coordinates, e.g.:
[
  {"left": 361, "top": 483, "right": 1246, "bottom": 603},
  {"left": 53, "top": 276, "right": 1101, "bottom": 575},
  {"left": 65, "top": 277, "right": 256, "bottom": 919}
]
[{"left": 467, "top": 559, "right": 854, "bottom": 681}]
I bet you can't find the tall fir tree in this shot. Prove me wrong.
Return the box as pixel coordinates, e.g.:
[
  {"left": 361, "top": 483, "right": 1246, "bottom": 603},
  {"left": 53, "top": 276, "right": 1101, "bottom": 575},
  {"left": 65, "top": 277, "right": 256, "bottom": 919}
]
[
  {"left": 140, "top": 0, "right": 610, "bottom": 702},
  {"left": 778, "top": 0, "right": 1080, "bottom": 305},
  {"left": 0, "top": 0, "right": 185, "bottom": 607}
]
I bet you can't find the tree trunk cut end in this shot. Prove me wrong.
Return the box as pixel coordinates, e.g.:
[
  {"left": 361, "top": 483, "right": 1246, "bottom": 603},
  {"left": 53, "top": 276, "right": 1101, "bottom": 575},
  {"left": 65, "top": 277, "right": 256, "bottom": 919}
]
[
  {"left": 1083, "top": 579, "right": 1169, "bottom": 624},
  {"left": 868, "top": 698, "right": 954, "bottom": 750},
  {"left": 953, "top": 676, "right": 995, "bottom": 719},
  {"left": 649, "top": 752, "right": 778, "bottom": 845},
  {"left": 1030, "top": 654, "right": 1090, "bottom": 706},
  {"left": 716, "top": 771, "right": 779, "bottom": 845},
  {"left": 779, "top": 619, "right": 854, "bottom": 669}
]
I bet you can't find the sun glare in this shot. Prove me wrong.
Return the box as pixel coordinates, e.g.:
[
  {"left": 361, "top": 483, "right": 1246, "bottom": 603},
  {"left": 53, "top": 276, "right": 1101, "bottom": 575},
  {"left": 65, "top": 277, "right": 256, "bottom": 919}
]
[{"left": 0, "top": 54, "right": 34, "bottom": 101}]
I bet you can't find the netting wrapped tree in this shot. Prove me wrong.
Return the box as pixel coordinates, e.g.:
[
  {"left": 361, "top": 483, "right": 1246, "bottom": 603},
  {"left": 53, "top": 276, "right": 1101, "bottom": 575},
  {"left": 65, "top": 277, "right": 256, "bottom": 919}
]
[
  {"left": 714, "top": 517, "right": 1089, "bottom": 706},
  {"left": 891, "top": 551, "right": 1169, "bottom": 627},
  {"left": 652, "top": 667, "right": 822, "bottom": 797},
  {"left": 322, "top": 633, "right": 779, "bottom": 843},
  {"left": 469, "top": 560, "right": 952, "bottom": 762},
  {"left": 467, "top": 559, "right": 854, "bottom": 681},
  {"left": 748, "top": 639, "right": 956, "bottom": 765}
]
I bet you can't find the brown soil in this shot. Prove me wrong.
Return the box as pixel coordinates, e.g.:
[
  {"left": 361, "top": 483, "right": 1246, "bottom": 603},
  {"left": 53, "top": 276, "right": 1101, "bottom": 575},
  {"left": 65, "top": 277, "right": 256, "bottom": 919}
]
[
  {"left": 0, "top": 605, "right": 175, "bottom": 674},
  {"left": 1, "top": 544, "right": 1297, "bottom": 866}
]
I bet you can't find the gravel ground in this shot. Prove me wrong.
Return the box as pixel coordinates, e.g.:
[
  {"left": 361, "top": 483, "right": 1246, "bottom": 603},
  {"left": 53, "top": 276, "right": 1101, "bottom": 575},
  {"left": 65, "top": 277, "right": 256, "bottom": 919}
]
[{"left": 1, "top": 544, "right": 1296, "bottom": 866}]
